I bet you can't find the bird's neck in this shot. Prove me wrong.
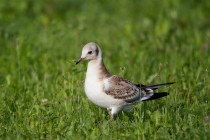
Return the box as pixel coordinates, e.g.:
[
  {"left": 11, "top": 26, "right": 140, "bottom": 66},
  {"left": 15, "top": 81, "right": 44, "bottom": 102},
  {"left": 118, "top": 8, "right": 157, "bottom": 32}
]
[{"left": 86, "top": 58, "right": 110, "bottom": 81}]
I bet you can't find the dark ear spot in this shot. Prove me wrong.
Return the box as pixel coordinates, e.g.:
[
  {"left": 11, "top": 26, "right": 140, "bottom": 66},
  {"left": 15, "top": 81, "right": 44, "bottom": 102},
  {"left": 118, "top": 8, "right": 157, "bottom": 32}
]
[{"left": 95, "top": 47, "right": 99, "bottom": 56}]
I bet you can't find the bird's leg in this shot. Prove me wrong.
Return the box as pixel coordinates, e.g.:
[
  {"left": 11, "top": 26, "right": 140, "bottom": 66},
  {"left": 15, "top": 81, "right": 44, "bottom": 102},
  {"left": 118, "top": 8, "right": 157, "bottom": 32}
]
[
  {"left": 107, "top": 108, "right": 114, "bottom": 121},
  {"left": 109, "top": 114, "right": 114, "bottom": 121}
]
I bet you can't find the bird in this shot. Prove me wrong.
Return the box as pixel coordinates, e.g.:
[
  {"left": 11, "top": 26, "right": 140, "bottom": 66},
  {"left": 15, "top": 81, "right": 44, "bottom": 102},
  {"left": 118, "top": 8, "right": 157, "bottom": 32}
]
[{"left": 76, "top": 42, "right": 174, "bottom": 120}]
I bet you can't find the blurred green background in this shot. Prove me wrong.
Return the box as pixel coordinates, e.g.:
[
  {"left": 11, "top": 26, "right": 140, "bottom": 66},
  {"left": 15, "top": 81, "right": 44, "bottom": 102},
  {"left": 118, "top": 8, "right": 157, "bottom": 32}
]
[{"left": 0, "top": 0, "right": 210, "bottom": 139}]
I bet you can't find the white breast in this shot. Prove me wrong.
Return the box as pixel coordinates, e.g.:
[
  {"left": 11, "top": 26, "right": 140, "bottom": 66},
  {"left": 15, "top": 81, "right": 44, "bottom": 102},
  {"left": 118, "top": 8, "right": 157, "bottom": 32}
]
[{"left": 84, "top": 60, "right": 124, "bottom": 108}]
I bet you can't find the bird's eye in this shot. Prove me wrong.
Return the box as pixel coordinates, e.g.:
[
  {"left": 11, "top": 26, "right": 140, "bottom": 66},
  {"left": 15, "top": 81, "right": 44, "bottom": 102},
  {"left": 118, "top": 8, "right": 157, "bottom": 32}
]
[{"left": 88, "top": 51, "right": 92, "bottom": 54}]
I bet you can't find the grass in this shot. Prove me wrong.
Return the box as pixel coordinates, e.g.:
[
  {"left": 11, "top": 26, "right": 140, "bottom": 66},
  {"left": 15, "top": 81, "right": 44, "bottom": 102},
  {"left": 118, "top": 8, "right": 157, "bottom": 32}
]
[{"left": 0, "top": 0, "right": 210, "bottom": 139}]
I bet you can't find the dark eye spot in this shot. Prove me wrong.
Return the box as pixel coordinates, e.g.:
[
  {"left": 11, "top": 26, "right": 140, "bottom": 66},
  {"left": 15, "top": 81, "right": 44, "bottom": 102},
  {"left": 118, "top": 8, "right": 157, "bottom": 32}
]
[{"left": 88, "top": 51, "right": 92, "bottom": 54}]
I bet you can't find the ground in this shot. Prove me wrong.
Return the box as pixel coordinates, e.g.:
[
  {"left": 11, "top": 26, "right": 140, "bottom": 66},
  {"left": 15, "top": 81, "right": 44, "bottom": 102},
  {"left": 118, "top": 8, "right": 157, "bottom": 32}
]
[{"left": 0, "top": 0, "right": 210, "bottom": 139}]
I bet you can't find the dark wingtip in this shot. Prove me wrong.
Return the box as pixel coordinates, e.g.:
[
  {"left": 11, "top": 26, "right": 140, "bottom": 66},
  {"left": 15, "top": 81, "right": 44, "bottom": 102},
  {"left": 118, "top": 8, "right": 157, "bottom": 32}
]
[
  {"left": 167, "top": 82, "right": 176, "bottom": 85},
  {"left": 135, "top": 82, "right": 176, "bottom": 88}
]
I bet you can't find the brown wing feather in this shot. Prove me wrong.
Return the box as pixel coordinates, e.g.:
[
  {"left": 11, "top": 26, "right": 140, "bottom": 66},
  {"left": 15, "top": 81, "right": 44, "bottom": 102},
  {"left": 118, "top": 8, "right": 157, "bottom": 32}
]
[
  {"left": 104, "top": 76, "right": 174, "bottom": 102},
  {"left": 104, "top": 76, "right": 145, "bottom": 103}
]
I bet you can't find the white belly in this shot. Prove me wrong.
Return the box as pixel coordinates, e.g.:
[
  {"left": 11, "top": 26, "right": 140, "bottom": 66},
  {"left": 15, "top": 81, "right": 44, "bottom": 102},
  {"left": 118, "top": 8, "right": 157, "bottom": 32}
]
[
  {"left": 85, "top": 78, "right": 123, "bottom": 108},
  {"left": 84, "top": 60, "right": 125, "bottom": 108}
]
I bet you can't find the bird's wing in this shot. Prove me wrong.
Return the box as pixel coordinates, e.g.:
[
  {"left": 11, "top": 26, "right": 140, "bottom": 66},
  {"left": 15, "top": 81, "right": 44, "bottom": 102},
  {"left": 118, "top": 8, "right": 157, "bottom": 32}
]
[{"left": 104, "top": 75, "right": 152, "bottom": 103}]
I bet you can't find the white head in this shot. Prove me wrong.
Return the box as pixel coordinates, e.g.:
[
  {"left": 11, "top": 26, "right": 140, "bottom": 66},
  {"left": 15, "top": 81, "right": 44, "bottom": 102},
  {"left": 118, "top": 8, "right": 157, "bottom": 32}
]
[{"left": 76, "top": 42, "right": 102, "bottom": 64}]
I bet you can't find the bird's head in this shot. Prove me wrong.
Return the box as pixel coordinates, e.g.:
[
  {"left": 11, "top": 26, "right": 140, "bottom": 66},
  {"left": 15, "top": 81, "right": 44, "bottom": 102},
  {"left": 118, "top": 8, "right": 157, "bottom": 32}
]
[{"left": 76, "top": 42, "right": 101, "bottom": 64}]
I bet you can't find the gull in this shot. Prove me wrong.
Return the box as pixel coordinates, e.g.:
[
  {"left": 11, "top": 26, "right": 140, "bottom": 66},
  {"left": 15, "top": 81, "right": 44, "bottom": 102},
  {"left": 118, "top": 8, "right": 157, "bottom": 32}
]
[{"left": 76, "top": 42, "right": 174, "bottom": 120}]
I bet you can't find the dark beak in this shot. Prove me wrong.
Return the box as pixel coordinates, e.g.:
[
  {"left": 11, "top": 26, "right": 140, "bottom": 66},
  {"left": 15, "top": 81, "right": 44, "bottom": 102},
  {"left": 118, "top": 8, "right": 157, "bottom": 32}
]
[{"left": 75, "top": 57, "right": 84, "bottom": 64}]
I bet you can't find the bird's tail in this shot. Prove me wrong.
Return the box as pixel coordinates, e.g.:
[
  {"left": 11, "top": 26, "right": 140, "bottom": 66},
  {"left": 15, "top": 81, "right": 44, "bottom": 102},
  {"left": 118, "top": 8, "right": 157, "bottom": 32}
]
[{"left": 141, "top": 92, "right": 169, "bottom": 101}]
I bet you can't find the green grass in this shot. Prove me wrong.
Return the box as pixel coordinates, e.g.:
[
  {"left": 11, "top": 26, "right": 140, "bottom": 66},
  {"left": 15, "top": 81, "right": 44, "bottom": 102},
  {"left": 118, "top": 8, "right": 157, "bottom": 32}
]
[{"left": 0, "top": 0, "right": 210, "bottom": 139}]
